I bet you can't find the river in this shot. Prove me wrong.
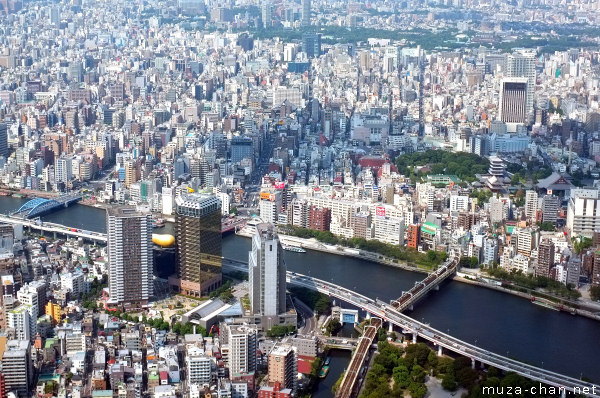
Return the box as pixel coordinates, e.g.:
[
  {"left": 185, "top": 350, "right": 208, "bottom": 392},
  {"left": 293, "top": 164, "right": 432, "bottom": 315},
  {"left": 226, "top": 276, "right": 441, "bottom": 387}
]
[{"left": 1, "top": 197, "right": 599, "bottom": 381}]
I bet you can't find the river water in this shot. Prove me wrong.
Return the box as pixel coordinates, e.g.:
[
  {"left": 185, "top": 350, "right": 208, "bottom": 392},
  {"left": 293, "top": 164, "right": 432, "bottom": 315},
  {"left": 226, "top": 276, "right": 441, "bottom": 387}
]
[{"left": 1, "top": 197, "right": 599, "bottom": 381}]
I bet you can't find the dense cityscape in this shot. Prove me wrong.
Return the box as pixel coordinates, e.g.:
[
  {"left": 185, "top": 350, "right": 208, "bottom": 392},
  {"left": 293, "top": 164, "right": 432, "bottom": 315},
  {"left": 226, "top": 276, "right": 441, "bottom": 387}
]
[{"left": 0, "top": 0, "right": 598, "bottom": 397}]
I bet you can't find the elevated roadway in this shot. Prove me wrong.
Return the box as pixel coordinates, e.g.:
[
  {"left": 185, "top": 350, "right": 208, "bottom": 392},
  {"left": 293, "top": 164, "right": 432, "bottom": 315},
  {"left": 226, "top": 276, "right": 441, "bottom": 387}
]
[{"left": 222, "top": 258, "right": 600, "bottom": 397}]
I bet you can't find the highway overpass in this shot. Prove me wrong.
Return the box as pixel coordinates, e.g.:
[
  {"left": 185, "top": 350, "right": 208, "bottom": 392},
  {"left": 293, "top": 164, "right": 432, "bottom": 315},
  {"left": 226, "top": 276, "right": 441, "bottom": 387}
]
[{"left": 222, "top": 258, "right": 600, "bottom": 398}]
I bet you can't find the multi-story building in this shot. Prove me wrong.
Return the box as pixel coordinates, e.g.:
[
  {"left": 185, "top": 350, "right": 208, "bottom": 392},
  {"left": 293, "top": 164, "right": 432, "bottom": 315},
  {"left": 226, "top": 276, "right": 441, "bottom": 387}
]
[
  {"left": 171, "top": 194, "right": 222, "bottom": 296},
  {"left": 566, "top": 188, "right": 600, "bottom": 237},
  {"left": 407, "top": 224, "right": 420, "bottom": 249},
  {"left": 267, "top": 344, "right": 297, "bottom": 393},
  {"left": 515, "top": 227, "right": 534, "bottom": 257},
  {"left": 373, "top": 216, "right": 404, "bottom": 245},
  {"left": 186, "top": 346, "right": 212, "bottom": 385},
  {"left": 308, "top": 206, "right": 330, "bottom": 231},
  {"left": 226, "top": 324, "right": 257, "bottom": 376},
  {"left": 541, "top": 195, "right": 560, "bottom": 224},
  {"left": 537, "top": 240, "right": 555, "bottom": 278},
  {"left": 249, "top": 224, "right": 286, "bottom": 317},
  {"left": 6, "top": 305, "right": 31, "bottom": 341},
  {"left": 107, "top": 207, "right": 153, "bottom": 308},
  {"left": 1, "top": 340, "right": 32, "bottom": 397},
  {"left": 259, "top": 190, "right": 282, "bottom": 225},
  {"left": 498, "top": 78, "right": 528, "bottom": 125},
  {"left": 525, "top": 190, "right": 538, "bottom": 221}
]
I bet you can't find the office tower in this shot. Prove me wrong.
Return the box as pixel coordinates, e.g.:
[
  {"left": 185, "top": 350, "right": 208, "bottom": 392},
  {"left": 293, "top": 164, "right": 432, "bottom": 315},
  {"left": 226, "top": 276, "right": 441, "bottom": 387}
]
[
  {"left": 226, "top": 324, "right": 257, "bottom": 375},
  {"left": 172, "top": 193, "right": 222, "bottom": 296},
  {"left": 230, "top": 137, "right": 254, "bottom": 163},
  {"left": 0, "top": 123, "right": 7, "bottom": 158},
  {"left": 1, "top": 340, "right": 32, "bottom": 397},
  {"left": 262, "top": 1, "right": 272, "bottom": 28},
  {"left": 524, "top": 190, "right": 538, "bottom": 221},
  {"left": 301, "top": 0, "right": 310, "bottom": 26},
  {"left": 178, "top": 0, "right": 204, "bottom": 14},
  {"left": 498, "top": 78, "right": 528, "bottom": 124},
  {"left": 268, "top": 344, "right": 297, "bottom": 392},
  {"left": 505, "top": 50, "right": 536, "bottom": 117},
  {"left": 49, "top": 6, "right": 59, "bottom": 25},
  {"left": 249, "top": 224, "right": 286, "bottom": 317},
  {"left": 537, "top": 240, "right": 555, "bottom": 278},
  {"left": 541, "top": 195, "right": 560, "bottom": 224},
  {"left": 302, "top": 33, "right": 321, "bottom": 58},
  {"left": 107, "top": 207, "right": 153, "bottom": 308},
  {"left": 6, "top": 304, "right": 31, "bottom": 341}
]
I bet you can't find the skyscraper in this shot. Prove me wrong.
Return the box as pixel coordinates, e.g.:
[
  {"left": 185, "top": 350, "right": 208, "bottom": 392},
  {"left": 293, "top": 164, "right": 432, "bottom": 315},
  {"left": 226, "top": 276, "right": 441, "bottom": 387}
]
[
  {"left": 249, "top": 224, "right": 286, "bottom": 317},
  {"left": 171, "top": 193, "right": 222, "bottom": 296},
  {"left": 302, "top": 33, "right": 321, "bottom": 58},
  {"left": 505, "top": 50, "right": 536, "bottom": 118},
  {"left": 107, "top": 207, "right": 153, "bottom": 308},
  {"left": 537, "top": 240, "right": 555, "bottom": 279},
  {"left": 0, "top": 123, "right": 8, "bottom": 158},
  {"left": 262, "top": 1, "right": 272, "bottom": 28},
  {"left": 301, "top": 0, "right": 310, "bottom": 27},
  {"left": 498, "top": 78, "right": 528, "bottom": 124}
]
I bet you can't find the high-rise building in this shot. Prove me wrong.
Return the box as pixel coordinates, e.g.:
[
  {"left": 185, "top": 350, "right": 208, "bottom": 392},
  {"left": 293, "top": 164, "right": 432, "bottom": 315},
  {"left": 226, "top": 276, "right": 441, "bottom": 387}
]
[
  {"left": 541, "top": 195, "right": 560, "bottom": 224},
  {"left": 302, "top": 33, "right": 321, "bottom": 58},
  {"left": 171, "top": 193, "right": 222, "bottom": 296},
  {"left": 249, "top": 224, "right": 286, "bottom": 317},
  {"left": 0, "top": 123, "right": 8, "bottom": 158},
  {"left": 186, "top": 346, "right": 212, "bottom": 385},
  {"left": 259, "top": 190, "right": 282, "bottom": 224},
  {"left": 498, "top": 78, "right": 528, "bottom": 124},
  {"left": 1, "top": 340, "right": 32, "bottom": 397},
  {"left": 301, "top": 0, "right": 310, "bottom": 26},
  {"left": 107, "top": 207, "right": 153, "bottom": 308},
  {"left": 537, "top": 240, "right": 555, "bottom": 278},
  {"left": 262, "top": 1, "right": 272, "bottom": 28},
  {"left": 505, "top": 50, "right": 536, "bottom": 118},
  {"left": 268, "top": 344, "right": 297, "bottom": 392},
  {"left": 55, "top": 156, "right": 73, "bottom": 184},
  {"left": 524, "top": 190, "right": 538, "bottom": 221},
  {"left": 566, "top": 188, "right": 600, "bottom": 236},
  {"left": 6, "top": 305, "right": 31, "bottom": 341},
  {"left": 225, "top": 324, "right": 257, "bottom": 375}
]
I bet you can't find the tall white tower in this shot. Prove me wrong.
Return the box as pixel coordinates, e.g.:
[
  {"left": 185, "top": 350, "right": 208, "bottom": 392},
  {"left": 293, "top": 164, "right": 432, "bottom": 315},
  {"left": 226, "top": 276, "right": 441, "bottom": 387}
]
[{"left": 249, "top": 223, "right": 287, "bottom": 317}]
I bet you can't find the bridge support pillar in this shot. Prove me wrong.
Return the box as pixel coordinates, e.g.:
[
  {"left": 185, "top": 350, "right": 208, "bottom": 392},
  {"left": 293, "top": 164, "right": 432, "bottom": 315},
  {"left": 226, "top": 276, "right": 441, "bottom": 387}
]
[
  {"left": 409, "top": 304, "right": 414, "bottom": 311},
  {"left": 434, "top": 284, "right": 440, "bottom": 291},
  {"left": 437, "top": 345, "right": 442, "bottom": 357},
  {"left": 53, "top": 232, "right": 56, "bottom": 239},
  {"left": 471, "top": 359, "right": 475, "bottom": 369},
  {"left": 388, "top": 322, "right": 393, "bottom": 333},
  {"left": 560, "top": 389, "right": 566, "bottom": 398},
  {"left": 412, "top": 332, "right": 417, "bottom": 344},
  {"left": 365, "top": 312, "right": 371, "bottom": 320}
]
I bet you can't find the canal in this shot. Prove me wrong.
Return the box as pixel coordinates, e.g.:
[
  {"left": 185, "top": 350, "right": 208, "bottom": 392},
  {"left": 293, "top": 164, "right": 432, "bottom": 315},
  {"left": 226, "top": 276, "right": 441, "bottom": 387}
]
[
  {"left": 1, "top": 198, "right": 599, "bottom": 381},
  {"left": 312, "top": 350, "right": 351, "bottom": 398}
]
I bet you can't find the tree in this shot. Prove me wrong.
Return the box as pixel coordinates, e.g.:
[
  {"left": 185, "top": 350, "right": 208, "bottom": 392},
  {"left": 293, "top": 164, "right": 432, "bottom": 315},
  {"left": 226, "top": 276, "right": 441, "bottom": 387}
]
[
  {"left": 230, "top": 207, "right": 238, "bottom": 215},
  {"left": 392, "top": 365, "right": 411, "bottom": 389},
  {"left": 325, "top": 319, "right": 341, "bottom": 336},
  {"left": 410, "top": 364, "right": 426, "bottom": 383},
  {"left": 441, "top": 372, "right": 458, "bottom": 391},
  {"left": 590, "top": 286, "right": 600, "bottom": 301},
  {"left": 408, "top": 382, "right": 427, "bottom": 398}
]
